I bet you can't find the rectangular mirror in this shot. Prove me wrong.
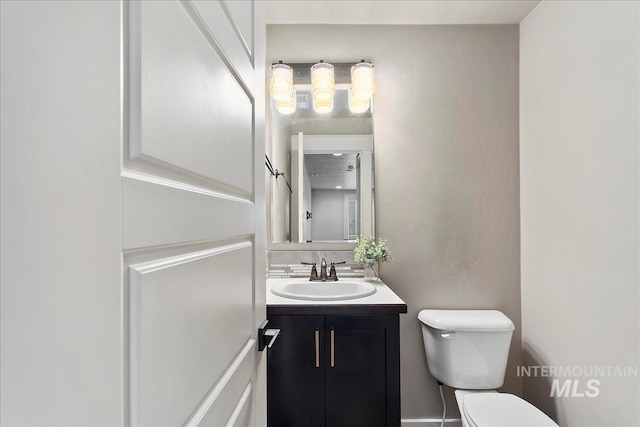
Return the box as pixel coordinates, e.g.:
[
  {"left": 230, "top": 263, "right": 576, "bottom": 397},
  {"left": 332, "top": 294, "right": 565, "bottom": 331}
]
[{"left": 268, "top": 86, "right": 375, "bottom": 246}]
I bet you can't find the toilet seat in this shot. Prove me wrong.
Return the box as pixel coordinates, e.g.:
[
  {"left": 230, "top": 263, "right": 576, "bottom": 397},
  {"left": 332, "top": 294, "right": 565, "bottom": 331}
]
[{"left": 462, "top": 393, "right": 558, "bottom": 427}]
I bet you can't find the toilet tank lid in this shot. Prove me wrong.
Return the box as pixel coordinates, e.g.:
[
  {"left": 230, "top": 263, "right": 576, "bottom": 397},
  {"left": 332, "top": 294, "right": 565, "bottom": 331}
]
[{"left": 418, "top": 309, "right": 514, "bottom": 332}]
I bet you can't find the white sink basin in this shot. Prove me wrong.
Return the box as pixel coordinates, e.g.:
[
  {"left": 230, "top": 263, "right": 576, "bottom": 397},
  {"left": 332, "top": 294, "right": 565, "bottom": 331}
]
[{"left": 271, "top": 281, "right": 377, "bottom": 301}]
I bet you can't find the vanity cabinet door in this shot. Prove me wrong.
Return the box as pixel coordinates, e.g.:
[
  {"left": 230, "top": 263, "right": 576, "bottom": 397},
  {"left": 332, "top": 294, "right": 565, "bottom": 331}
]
[
  {"left": 267, "top": 313, "right": 401, "bottom": 427},
  {"left": 267, "top": 315, "right": 325, "bottom": 427},
  {"left": 324, "top": 315, "right": 401, "bottom": 427}
]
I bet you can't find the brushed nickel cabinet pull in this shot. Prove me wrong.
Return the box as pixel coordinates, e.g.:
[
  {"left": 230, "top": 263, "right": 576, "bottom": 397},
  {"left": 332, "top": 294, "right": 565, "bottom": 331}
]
[
  {"left": 315, "top": 330, "right": 320, "bottom": 368},
  {"left": 330, "top": 329, "right": 335, "bottom": 368}
]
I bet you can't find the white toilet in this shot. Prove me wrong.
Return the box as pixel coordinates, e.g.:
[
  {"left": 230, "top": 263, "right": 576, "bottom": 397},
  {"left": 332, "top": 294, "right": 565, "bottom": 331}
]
[{"left": 418, "top": 309, "right": 558, "bottom": 427}]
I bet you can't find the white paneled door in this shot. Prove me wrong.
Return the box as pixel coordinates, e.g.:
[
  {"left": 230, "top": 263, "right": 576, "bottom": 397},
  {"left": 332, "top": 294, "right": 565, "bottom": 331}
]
[
  {"left": 126, "top": 0, "right": 267, "bottom": 424},
  {"left": 1, "top": 0, "right": 266, "bottom": 425}
]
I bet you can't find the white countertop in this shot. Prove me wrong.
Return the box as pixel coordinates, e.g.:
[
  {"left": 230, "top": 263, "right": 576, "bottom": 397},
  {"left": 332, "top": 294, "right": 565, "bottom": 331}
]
[{"left": 266, "top": 277, "right": 407, "bottom": 307}]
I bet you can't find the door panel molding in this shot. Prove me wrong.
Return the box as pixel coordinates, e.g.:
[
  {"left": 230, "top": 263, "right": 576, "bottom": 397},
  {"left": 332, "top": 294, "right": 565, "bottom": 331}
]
[
  {"left": 122, "top": 168, "right": 252, "bottom": 204},
  {"left": 180, "top": 0, "right": 254, "bottom": 98},
  {"left": 192, "top": 0, "right": 254, "bottom": 71},
  {"left": 187, "top": 340, "right": 255, "bottom": 427},
  {"left": 124, "top": 156, "right": 252, "bottom": 200},
  {"left": 122, "top": 175, "right": 254, "bottom": 250},
  {"left": 127, "top": 0, "right": 253, "bottom": 193},
  {"left": 128, "top": 242, "right": 253, "bottom": 425},
  {"left": 225, "top": 383, "right": 253, "bottom": 427},
  {"left": 128, "top": 240, "right": 252, "bottom": 274}
]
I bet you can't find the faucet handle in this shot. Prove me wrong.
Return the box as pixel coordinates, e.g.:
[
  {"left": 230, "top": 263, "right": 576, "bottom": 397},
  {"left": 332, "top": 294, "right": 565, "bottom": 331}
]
[
  {"left": 302, "top": 262, "right": 319, "bottom": 281},
  {"left": 327, "top": 261, "right": 346, "bottom": 281},
  {"left": 328, "top": 264, "right": 338, "bottom": 281}
]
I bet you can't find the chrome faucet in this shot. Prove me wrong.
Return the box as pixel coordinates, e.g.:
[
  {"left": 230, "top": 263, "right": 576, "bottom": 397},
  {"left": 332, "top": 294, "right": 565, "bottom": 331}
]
[
  {"left": 302, "top": 259, "right": 346, "bottom": 281},
  {"left": 319, "top": 258, "right": 328, "bottom": 281}
]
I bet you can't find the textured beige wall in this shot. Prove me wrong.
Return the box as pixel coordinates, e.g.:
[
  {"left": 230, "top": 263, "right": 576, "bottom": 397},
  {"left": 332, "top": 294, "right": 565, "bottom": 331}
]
[
  {"left": 520, "top": 2, "right": 640, "bottom": 426},
  {"left": 268, "top": 24, "right": 521, "bottom": 419}
]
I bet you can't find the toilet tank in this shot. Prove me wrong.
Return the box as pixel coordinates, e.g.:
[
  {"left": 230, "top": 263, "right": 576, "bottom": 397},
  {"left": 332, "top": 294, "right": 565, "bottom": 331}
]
[{"left": 418, "top": 310, "right": 515, "bottom": 389}]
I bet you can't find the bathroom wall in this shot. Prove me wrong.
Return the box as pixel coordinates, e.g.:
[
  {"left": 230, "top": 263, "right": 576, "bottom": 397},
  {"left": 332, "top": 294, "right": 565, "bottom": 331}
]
[
  {"left": 1, "top": 2, "right": 123, "bottom": 423},
  {"left": 520, "top": 2, "right": 640, "bottom": 426},
  {"left": 268, "top": 24, "right": 521, "bottom": 420}
]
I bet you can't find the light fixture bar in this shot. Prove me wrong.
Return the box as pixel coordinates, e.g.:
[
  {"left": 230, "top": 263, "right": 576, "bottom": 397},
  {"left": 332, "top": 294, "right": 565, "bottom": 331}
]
[
  {"left": 284, "top": 62, "right": 366, "bottom": 85},
  {"left": 269, "top": 60, "right": 375, "bottom": 114}
]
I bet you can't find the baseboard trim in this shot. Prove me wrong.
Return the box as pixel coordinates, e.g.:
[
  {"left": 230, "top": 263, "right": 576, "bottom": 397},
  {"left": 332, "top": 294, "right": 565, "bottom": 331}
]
[{"left": 401, "top": 418, "right": 462, "bottom": 427}]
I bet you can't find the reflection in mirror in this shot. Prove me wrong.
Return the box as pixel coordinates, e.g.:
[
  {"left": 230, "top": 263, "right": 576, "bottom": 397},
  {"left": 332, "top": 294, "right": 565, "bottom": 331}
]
[
  {"left": 306, "top": 153, "right": 358, "bottom": 241},
  {"left": 269, "top": 87, "right": 375, "bottom": 244},
  {"left": 293, "top": 138, "right": 373, "bottom": 243}
]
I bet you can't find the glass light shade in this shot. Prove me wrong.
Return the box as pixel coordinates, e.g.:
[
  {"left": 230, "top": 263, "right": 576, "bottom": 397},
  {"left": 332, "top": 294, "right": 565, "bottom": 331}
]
[
  {"left": 348, "top": 89, "right": 370, "bottom": 113},
  {"left": 275, "top": 96, "right": 296, "bottom": 115},
  {"left": 311, "top": 62, "right": 335, "bottom": 101},
  {"left": 313, "top": 95, "right": 333, "bottom": 114},
  {"left": 351, "top": 62, "right": 375, "bottom": 100},
  {"left": 270, "top": 63, "right": 294, "bottom": 101}
]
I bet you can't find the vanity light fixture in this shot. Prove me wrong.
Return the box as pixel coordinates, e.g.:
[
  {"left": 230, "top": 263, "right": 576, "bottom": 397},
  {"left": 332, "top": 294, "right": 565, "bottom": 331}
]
[
  {"left": 348, "top": 89, "right": 370, "bottom": 114},
  {"left": 312, "top": 95, "right": 334, "bottom": 114},
  {"left": 270, "top": 61, "right": 296, "bottom": 114},
  {"left": 311, "top": 60, "right": 335, "bottom": 113},
  {"left": 270, "top": 60, "right": 375, "bottom": 115},
  {"left": 275, "top": 97, "right": 296, "bottom": 115},
  {"left": 349, "top": 60, "right": 374, "bottom": 113},
  {"left": 350, "top": 60, "right": 375, "bottom": 100},
  {"left": 332, "top": 153, "right": 343, "bottom": 156}
]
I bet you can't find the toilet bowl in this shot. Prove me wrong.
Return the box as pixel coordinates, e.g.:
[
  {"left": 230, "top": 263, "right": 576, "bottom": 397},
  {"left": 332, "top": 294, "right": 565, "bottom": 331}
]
[{"left": 418, "top": 309, "right": 558, "bottom": 427}]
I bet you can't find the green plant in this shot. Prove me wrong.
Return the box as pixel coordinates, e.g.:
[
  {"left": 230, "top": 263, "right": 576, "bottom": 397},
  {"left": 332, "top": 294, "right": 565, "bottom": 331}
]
[{"left": 353, "top": 236, "right": 392, "bottom": 263}]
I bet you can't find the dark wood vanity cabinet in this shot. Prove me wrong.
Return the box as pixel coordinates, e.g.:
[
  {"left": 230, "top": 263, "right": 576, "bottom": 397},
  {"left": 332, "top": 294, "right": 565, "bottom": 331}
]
[
  {"left": 267, "top": 314, "right": 326, "bottom": 427},
  {"left": 267, "top": 310, "right": 402, "bottom": 427}
]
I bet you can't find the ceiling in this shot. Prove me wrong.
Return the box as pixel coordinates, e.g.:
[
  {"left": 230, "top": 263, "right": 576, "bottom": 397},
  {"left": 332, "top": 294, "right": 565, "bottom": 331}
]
[
  {"left": 306, "top": 153, "right": 358, "bottom": 190},
  {"left": 266, "top": 0, "right": 540, "bottom": 25}
]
